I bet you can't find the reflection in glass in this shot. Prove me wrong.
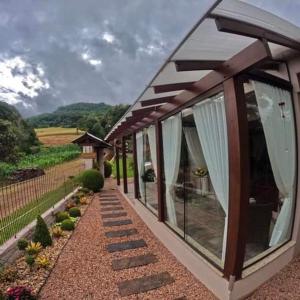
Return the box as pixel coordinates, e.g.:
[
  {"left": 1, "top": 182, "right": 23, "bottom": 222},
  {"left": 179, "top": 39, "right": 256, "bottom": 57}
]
[
  {"left": 136, "top": 131, "right": 145, "bottom": 203},
  {"left": 244, "top": 81, "right": 296, "bottom": 265}
]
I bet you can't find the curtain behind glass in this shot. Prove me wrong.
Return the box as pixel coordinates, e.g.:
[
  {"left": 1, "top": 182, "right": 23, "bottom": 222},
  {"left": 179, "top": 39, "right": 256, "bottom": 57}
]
[
  {"left": 251, "top": 81, "right": 296, "bottom": 247},
  {"left": 193, "top": 93, "right": 229, "bottom": 261},
  {"left": 136, "top": 131, "right": 145, "bottom": 202},
  {"left": 147, "top": 125, "right": 157, "bottom": 177},
  {"left": 162, "top": 113, "right": 182, "bottom": 225},
  {"left": 183, "top": 127, "right": 205, "bottom": 167}
]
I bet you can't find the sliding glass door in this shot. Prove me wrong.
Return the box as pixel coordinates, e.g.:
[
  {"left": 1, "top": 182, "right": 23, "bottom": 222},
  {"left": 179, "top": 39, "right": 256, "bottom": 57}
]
[
  {"left": 161, "top": 92, "right": 229, "bottom": 266},
  {"left": 243, "top": 80, "right": 296, "bottom": 266}
]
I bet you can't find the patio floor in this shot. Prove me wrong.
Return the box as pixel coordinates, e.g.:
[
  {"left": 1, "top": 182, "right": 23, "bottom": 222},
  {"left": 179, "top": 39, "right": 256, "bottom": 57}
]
[{"left": 39, "top": 178, "right": 216, "bottom": 299}]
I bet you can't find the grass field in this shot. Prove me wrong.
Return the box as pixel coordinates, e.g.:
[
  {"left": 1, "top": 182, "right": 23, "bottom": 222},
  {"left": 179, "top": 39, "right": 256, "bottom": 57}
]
[
  {"left": 35, "top": 127, "right": 84, "bottom": 146},
  {"left": 111, "top": 155, "right": 134, "bottom": 178}
]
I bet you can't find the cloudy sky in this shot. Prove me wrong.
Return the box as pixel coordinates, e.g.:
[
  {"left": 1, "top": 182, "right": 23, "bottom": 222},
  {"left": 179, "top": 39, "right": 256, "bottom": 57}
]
[{"left": 0, "top": 0, "right": 299, "bottom": 117}]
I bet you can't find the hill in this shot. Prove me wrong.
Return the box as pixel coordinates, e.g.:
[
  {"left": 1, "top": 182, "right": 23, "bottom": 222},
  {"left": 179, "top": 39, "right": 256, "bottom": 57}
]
[
  {"left": 27, "top": 102, "right": 129, "bottom": 139},
  {"left": 0, "top": 101, "right": 39, "bottom": 163}
]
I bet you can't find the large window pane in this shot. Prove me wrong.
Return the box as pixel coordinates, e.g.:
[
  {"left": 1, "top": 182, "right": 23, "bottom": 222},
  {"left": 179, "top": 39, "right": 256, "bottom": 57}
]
[
  {"left": 136, "top": 131, "right": 145, "bottom": 203},
  {"left": 144, "top": 126, "right": 158, "bottom": 214},
  {"left": 244, "top": 80, "right": 296, "bottom": 266}
]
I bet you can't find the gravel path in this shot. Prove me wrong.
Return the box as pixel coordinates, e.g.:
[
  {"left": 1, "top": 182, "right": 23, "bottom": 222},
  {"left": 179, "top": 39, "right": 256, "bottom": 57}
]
[
  {"left": 39, "top": 180, "right": 216, "bottom": 300},
  {"left": 248, "top": 255, "right": 300, "bottom": 299}
]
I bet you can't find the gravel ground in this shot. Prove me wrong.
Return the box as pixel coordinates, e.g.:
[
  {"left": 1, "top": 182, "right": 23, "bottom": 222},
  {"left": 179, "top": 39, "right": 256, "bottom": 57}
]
[
  {"left": 39, "top": 180, "right": 216, "bottom": 300},
  {"left": 248, "top": 255, "right": 300, "bottom": 299}
]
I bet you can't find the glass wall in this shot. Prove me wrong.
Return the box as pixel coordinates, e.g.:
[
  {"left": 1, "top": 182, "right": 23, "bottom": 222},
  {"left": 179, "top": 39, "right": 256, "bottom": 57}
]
[
  {"left": 161, "top": 92, "right": 228, "bottom": 266},
  {"left": 135, "top": 127, "right": 158, "bottom": 214},
  {"left": 243, "top": 80, "right": 296, "bottom": 266}
]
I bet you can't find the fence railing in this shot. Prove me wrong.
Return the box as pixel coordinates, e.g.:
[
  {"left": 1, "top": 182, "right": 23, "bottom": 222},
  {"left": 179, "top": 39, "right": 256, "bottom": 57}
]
[{"left": 0, "top": 159, "right": 85, "bottom": 245}]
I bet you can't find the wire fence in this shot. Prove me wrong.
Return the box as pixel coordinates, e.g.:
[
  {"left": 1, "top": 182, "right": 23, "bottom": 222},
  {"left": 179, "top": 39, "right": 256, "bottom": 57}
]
[{"left": 0, "top": 159, "right": 85, "bottom": 245}]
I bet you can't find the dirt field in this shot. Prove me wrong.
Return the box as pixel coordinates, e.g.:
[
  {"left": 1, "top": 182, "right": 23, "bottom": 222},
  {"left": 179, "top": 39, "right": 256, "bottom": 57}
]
[{"left": 35, "top": 127, "right": 84, "bottom": 146}]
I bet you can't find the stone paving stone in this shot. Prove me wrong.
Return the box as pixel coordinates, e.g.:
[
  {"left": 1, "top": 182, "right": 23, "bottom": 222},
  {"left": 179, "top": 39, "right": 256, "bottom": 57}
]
[
  {"left": 100, "top": 206, "right": 124, "bottom": 212},
  {"left": 99, "top": 199, "right": 120, "bottom": 202},
  {"left": 101, "top": 212, "right": 127, "bottom": 219},
  {"left": 100, "top": 202, "right": 121, "bottom": 206},
  {"left": 105, "top": 228, "right": 138, "bottom": 238},
  {"left": 106, "top": 239, "right": 146, "bottom": 253},
  {"left": 118, "top": 272, "right": 174, "bottom": 296},
  {"left": 112, "top": 253, "right": 158, "bottom": 271},
  {"left": 103, "top": 219, "right": 133, "bottom": 227}
]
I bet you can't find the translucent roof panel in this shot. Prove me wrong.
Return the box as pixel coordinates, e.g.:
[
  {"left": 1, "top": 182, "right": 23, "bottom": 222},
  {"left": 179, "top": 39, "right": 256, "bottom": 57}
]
[{"left": 173, "top": 18, "right": 256, "bottom": 61}]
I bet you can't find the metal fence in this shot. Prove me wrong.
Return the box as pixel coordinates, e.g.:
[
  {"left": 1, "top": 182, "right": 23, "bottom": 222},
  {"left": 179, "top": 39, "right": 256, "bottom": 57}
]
[{"left": 0, "top": 159, "right": 85, "bottom": 245}]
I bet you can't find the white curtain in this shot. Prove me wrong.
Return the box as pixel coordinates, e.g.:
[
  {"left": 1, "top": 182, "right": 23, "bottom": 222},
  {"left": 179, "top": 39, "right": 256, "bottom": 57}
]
[
  {"left": 147, "top": 125, "right": 157, "bottom": 177},
  {"left": 251, "top": 81, "right": 296, "bottom": 247},
  {"left": 162, "top": 113, "right": 182, "bottom": 225},
  {"left": 136, "top": 131, "right": 145, "bottom": 201},
  {"left": 183, "top": 127, "right": 205, "bottom": 167},
  {"left": 193, "top": 94, "right": 229, "bottom": 261}
]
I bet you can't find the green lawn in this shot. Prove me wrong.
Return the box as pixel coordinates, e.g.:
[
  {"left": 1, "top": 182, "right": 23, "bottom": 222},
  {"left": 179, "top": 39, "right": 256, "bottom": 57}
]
[
  {"left": 0, "top": 178, "right": 77, "bottom": 245},
  {"left": 111, "top": 155, "right": 134, "bottom": 178}
]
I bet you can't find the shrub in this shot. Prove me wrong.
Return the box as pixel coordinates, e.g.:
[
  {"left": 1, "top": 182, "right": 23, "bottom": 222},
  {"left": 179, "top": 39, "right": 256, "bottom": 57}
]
[
  {"left": 78, "top": 187, "right": 90, "bottom": 194},
  {"left": 79, "top": 196, "right": 88, "bottom": 205},
  {"left": 71, "top": 195, "right": 80, "bottom": 204},
  {"left": 75, "top": 191, "right": 85, "bottom": 198},
  {"left": 104, "top": 160, "right": 112, "bottom": 178},
  {"left": 36, "top": 255, "right": 50, "bottom": 268},
  {"left": 61, "top": 219, "right": 75, "bottom": 231},
  {"left": 51, "top": 226, "right": 64, "bottom": 238},
  {"left": 25, "top": 242, "right": 42, "bottom": 256},
  {"left": 55, "top": 211, "right": 70, "bottom": 223},
  {"left": 0, "top": 265, "right": 18, "bottom": 283},
  {"left": 17, "top": 238, "right": 29, "bottom": 251},
  {"left": 69, "top": 207, "right": 81, "bottom": 217},
  {"left": 6, "top": 286, "right": 36, "bottom": 300},
  {"left": 65, "top": 201, "right": 77, "bottom": 210},
  {"left": 80, "top": 169, "right": 104, "bottom": 192},
  {"left": 25, "top": 255, "right": 35, "bottom": 268},
  {"left": 32, "top": 215, "right": 52, "bottom": 247}
]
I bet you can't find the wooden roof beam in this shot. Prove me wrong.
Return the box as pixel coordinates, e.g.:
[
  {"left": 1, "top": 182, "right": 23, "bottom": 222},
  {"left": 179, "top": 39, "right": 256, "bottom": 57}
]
[
  {"left": 153, "top": 81, "right": 195, "bottom": 94},
  {"left": 174, "top": 60, "right": 225, "bottom": 71},
  {"left": 140, "top": 95, "right": 175, "bottom": 107},
  {"left": 213, "top": 16, "right": 300, "bottom": 51},
  {"left": 131, "top": 105, "right": 161, "bottom": 117}
]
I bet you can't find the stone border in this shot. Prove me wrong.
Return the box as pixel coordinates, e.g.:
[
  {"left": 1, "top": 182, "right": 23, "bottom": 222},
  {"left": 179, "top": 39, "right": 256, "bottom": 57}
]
[{"left": 0, "top": 187, "right": 80, "bottom": 265}]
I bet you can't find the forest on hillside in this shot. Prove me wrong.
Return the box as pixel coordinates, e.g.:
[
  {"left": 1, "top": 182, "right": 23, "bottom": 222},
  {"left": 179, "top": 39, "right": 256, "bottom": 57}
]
[{"left": 27, "top": 102, "right": 129, "bottom": 139}]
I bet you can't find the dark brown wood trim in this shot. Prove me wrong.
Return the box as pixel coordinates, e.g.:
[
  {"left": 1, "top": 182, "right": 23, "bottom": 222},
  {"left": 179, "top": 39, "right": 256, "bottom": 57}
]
[
  {"left": 141, "top": 96, "right": 175, "bottom": 107},
  {"left": 175, "top": 60, "right": 225, "bottom": 71},
  {"left": 121, "top": 136, "right": 128, "bottom": 194},
  {"left": 115, "top": 142, "right": 121, "bottom": 186},
  {"left": 153, "top": 81, "right": 195, "bottom": 94},
  {"left": 214, "top": 16, "right": 300, "bottom": 51},
  {"left": 223, "top": 77, "right": 249, "bottom": 279},
  {"left": 132, "top": 133, "right": 139, "bottom": 199},
  {"left": 155, "top": 120, "right": 165, "bottom": 222}
]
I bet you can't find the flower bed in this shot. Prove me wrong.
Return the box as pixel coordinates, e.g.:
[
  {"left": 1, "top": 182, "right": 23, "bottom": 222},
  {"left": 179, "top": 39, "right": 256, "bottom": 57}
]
[{"left": 0, "top": 188, "right": 94, "bottom": 299}]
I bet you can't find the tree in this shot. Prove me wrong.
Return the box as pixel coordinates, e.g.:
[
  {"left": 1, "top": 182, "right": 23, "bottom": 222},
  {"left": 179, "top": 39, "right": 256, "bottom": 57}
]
[{"left": 0, "top": 119, "right": 20, "bottom": 163}]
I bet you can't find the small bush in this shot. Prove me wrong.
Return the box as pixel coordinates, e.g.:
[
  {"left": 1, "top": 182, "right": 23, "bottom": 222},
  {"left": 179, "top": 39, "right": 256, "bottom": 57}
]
[
  {"left": 65, "top": 201, "right": 77, "bottom": 210},
  {"left": 6, "top": 286, "right": 36, "bottom": 300},
  {"left": 61, "top": 219, "right": 75, "bottom": 231},
  {"left": 78, "top": 187, "right": 90, "bottom": 194},
  {"left": 80, "top": 169, "right": 104, "bottom": 192},
  {"left": 51, "top": 226, "right": 64, "bottom": 238},
  {"left": 36, "top": 255, "right": 50, "bottom": 268},
  {"left": 71, "top": 195, "right": 80, "bottom": 204},
  {"left": 17, "top": 238, "right": 29, "bottom": 251},
  {"left": 25, "top": 242, "right": 42, "bottom": 256},
  {"left": 0, "top": 265, "right": 18, "bottom": 282},
  {"left": 75, "top": 191, "right": 85, "bottom": 198},
  {"left": 104, "top": 160, "right": 112, "bottom": 178},
  {"left": 69, "top": 207, "right": 81, "bottom": 217},
  {"left": 79, "top": 196, "right": 88, "bottom": 205},
  {"left": 55, "top": 211, "right": 70, "bottom": 223},
  {"left": 33, "top": 215, "right": 52, "bottom": 247},
  {"left": 25, "top": 255, "right": 35, "bottom": 268}
]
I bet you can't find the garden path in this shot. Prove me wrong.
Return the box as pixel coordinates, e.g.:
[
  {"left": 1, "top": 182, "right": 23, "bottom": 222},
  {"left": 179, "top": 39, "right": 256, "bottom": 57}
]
[{"left": 39, "top": 178, "right": 216, "bottom": 299}]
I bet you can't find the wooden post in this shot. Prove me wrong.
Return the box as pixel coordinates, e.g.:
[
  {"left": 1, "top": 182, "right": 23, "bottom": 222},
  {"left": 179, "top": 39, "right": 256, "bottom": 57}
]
[
  {"left": 132, "top": 132, "right": 139, "bottom": 199},
  {"left": 155, "top": 120, "right": 165, "bottom": 222},
  {"left": 223, "top": 77, "right": 249, "bottom": 280},
  {"left": 115, "top": 142, "right": 120, "bottom": 186},
  {"left": 122, "top": 136, "right": 128, "bottom": 194}
]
